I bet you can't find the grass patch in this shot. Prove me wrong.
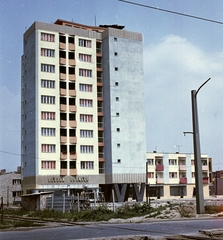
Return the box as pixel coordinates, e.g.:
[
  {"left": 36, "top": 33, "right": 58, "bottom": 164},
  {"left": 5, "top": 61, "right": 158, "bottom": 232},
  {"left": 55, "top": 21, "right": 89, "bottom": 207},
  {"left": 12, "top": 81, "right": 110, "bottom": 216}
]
[
  {"left": 0, "top": 220, "right": 44, "bottom": 229},
  {"left": 28, "top": 209, "right": 71, "bottom": 220},
  {"left": 205, "top": 205, "right": 223, "bottom": 214},
  {"left": 2, "top": 203, "right": 168, "bottom": 223},
  {"left": 3, "top": 208, "right": 27, "bottom": 216}
]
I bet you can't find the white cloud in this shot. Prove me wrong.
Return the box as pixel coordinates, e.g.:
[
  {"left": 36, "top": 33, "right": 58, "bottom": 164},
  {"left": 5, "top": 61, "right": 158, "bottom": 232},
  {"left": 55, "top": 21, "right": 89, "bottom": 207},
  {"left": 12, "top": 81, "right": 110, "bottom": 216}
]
[{"left": 144, "top": 35, "right": 223, "bottom": 170}]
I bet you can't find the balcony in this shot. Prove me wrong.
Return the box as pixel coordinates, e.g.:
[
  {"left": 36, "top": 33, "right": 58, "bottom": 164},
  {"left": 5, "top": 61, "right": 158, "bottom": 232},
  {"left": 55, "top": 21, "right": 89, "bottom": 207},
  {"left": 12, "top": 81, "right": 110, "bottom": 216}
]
[
  {"left": 180, "top": 177, "right": 187, "bottom": 184},
  {"left": 96, "top": 48, "right": 102, "bottom": 57},
  {"left": 60, "top": 120, "right": 67, "bottom": 127},
  {"left": 69, "top": 74, "right": 76, "bottom": 81},
  {"left": 68, "top": 43, "right": 75, "bottom": 51},
  {"left": 97, "top": 77, "right": 103, "bottom": 86},
  {"left": 69, "top": 136, "right": 77, "bottom": 144},
  {"left": 97, "top": 92, "right": 103, "bottom": 101},
  {"left": 60, "top": 58, "right": 66, "bottom": 65},
  {"left": 98, "top": 122, "right": 104, "bottom": 131},
  {"left": 99, "top": 153, "right": 104, "bottom": 162},
  {"left": 97, "top": 63, "right": 103, "bottom": 72},
  {"left": 60, "top": 136, "right": 67, "bottom": 143},
  {"left": 59, "top": 42, "right": 66, "bottom": 50},
  {"left": 69, "top": 59, "right": 76, "bottom": 66},
  {"left": 202, "top": 165, "right": 208, "bottom": 171},
  {"left": 60, "top": 73, "right": 66, "bottom": 80},
  {"left": 69, "top": 89, "right": 76, "bottom": 97},
  {"left": 156, "top": 178, "right": 164, "bottom": 184},
  {"left": 156, "top": 164, "right": 164, "bottom": 171},
  {"left": 69, "top": 120, "right": 77, "bottom": 128},
  {"left": 179, "top": 165, "right": 187, "bottom": 171},
  {"left": 60, "top": 88, "right": 66, "bottom": 96},
  {"left": 70, "top": 152, "right": 77, "bottom": 160},
  {"left": 60, "top": 169, "right": 67, "bottom": 176},
  {"left": 98, "top": 107, "right": 103, "bottom": 116},
  {"left": 60, "top": 104, "right": 66, "bottom": 111},
  {"left": 69, "top": 105, "right": 76, "bottom": 112},
  {"left": 70, "top": 169, "right": 77, "bottom": 176},
  {"left": 203, "top": 177, "right": 209, "bottom": 184},
  {"left": 60, "top": 152, "right": 67, "bottom": 160}
]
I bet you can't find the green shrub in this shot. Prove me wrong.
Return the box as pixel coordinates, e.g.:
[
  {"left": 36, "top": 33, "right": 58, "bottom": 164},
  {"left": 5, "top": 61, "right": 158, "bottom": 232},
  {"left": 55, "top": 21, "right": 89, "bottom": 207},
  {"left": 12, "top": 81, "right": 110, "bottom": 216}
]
[{"left": 205, "top": 205, "right": 223, "bottom": 214}]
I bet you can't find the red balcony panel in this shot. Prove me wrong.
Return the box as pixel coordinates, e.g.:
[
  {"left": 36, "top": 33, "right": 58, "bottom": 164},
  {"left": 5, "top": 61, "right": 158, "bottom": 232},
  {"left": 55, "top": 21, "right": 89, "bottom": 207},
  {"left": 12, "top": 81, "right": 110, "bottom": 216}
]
[
  {"left": 70, "top": 169, "right": 77, "bottom": 176},
  {"left": 60, "top": 152, "right": 67, "bottom": 160},
  {"left": 156, "top": 164, "right": 164, "bottom": 171},
  {"left": 202, "top": 177, "right": 209, "bottom": 184},
  {"left": 70, "top": 152, "right": 77, "bottom": 160},
  {"left": 60, "top": 169, "right": 67, "bottom": 176},
  {"left": 180, "top": 177, "right": 187, "bottom": 184}
]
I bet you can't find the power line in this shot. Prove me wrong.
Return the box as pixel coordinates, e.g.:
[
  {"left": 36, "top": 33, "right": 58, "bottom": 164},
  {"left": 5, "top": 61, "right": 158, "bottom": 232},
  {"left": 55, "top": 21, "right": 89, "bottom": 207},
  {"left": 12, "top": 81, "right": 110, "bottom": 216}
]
[{"left": 118, "top": 0, "right": 223, "bottom": 25}]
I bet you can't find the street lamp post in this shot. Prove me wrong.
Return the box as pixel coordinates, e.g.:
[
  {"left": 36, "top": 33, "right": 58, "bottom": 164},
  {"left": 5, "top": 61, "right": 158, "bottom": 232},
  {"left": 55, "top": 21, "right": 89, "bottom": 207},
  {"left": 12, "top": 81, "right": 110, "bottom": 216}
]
[{"left": 191, "top": 78, "right": 211, "bottom": 214}]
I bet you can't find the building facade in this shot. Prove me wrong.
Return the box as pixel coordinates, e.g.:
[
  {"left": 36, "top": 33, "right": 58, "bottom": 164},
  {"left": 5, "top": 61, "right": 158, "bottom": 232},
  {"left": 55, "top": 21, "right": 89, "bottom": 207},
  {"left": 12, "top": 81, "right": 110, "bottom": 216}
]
[
  {"left": 146, "top": 152, "right": 212, "bottom": 199},
  {"left": 0, "top": 167, "right": 22, "bottom": 205},
  {"left": 21, "top": 19, "right": 146, "bottom": 201},
  {"left": 212, "top": 170, "right": 223, "bottom": 195}
]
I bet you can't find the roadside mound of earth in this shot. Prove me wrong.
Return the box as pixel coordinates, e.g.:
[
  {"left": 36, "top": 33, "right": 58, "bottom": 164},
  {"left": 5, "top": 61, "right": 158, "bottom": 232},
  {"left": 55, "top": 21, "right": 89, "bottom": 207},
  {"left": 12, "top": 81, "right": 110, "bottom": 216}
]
[{"left": 108, "top": 201, "right": 222, "bottom": 223}]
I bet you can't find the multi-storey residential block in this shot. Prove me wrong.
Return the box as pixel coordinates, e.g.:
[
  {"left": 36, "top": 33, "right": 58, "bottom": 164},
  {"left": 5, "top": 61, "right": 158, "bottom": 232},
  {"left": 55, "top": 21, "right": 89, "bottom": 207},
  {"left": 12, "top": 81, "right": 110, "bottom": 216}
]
[
  {"left": 0, "top": 167, "right": 22, "bottom": 205},
  {"left": 21, "top": 19, "right": 146, "bottom": 201},
  {"left": 146, "top": 152, "right": 212, "bottom": 199}
]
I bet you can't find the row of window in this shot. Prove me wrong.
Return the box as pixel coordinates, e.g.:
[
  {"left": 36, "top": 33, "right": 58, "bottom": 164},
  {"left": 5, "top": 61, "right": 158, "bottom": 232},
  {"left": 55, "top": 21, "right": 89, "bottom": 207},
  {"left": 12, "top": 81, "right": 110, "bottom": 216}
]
[
  {"left": 41, "top": 64, "right": 93, "bottom": 77},
  {"left": 79, "top": 69, "right": 92, "bottom": 77},
  {"left": 41, "top": 33, "right": 92, "bottom": 49},
  {"left": 41, "top": 33, "right": 55, "bottom": 42},
  {"left": 12, "top": 179, "right": 21, "bottom": 185},
  {"left": 41, "top": 96, "right": 93, "bottom": 108},
  {"left": 41, "top": 48, "right": 55, "bottom": 57},
  {"left": 41, "top": 81, "right": 92, "bottom": 92},
  {"left": 79, "top": 53, "right": 92, "bottom": 62},
  {"left": 41, "top": 128, "right": 55, "bottom": 136},
  {"left": 41, "top": 128, "right": 93, "bottom": 138},
  {"left": 41, "top": 47, "right": 92, "bottom": 64},
  {"left": 80, "top": 99, "right": 93, "bottom": 107},
  {"left": 41, "top": 111, "right": 93, "bottom": 123},
  {"left": 147, "top": 159, "right": 207, "bottom": 166},
  {"left": 41, "top": 95, "right": 55, "bottom": 104},
  {"left": 41, "top": 144, "right": 94, "bottom": 153},
  {"left": 41, "top": 160, "right": 94, "bottom": 169},
  {"left": 148, "top": 172, "right": 197, "bottom": 178},
  {"left": 41, "top": 79, "right": 55, "bottom": 88},
  {"left": 80, "top": 114, "right": 93, "bottom": 122},
  {"left": 41, "top": 112, "right": 55, "bottom": 120},
  {"left": 41, "top": 64, "right": 55, "bottom": 73}
]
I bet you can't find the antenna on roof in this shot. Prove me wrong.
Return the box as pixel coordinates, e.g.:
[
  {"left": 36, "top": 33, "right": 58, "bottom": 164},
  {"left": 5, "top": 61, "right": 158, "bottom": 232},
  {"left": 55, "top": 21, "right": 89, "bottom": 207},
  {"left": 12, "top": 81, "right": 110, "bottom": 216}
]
[{"left": 94, "top": 16, "right": 96, "bottom": 26}]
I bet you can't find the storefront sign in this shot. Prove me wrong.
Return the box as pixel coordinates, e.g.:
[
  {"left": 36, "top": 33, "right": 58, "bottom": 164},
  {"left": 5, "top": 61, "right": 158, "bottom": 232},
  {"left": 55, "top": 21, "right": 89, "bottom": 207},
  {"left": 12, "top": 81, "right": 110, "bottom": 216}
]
[{"left": 48, "top": 176, "right": 88, "bottom": 184}]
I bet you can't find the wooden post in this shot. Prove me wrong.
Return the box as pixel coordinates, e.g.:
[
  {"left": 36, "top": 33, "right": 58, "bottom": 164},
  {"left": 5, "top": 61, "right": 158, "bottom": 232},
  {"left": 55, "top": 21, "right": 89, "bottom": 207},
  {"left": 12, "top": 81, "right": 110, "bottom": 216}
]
[{"left": 1, "top": 197, "right": 3, "bottom": 223}]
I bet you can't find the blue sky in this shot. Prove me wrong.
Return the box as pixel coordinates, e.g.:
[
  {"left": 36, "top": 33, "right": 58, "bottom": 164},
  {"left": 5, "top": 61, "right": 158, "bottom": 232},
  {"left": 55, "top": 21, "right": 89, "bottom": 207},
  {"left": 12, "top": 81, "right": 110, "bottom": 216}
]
[{"left": 0, "top": 0, "right": 223, "bottom": 171}]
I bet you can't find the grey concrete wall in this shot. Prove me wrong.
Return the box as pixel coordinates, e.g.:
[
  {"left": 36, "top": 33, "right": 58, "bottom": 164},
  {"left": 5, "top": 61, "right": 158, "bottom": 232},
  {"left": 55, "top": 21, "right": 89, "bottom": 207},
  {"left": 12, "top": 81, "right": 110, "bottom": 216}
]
[
  {"left": 103, "top": 29, "right": 146, "bottom": 181},
  {"left": 21, "top": 30, "right": 37, "bottom": 178}
]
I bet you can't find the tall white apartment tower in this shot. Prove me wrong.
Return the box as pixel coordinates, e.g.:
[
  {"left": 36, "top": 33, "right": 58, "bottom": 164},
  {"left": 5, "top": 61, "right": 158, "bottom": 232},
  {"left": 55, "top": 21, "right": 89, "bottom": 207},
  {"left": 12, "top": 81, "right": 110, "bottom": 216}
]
[{"left": 21, "top": 19, "right": 146, "bottom": 201}]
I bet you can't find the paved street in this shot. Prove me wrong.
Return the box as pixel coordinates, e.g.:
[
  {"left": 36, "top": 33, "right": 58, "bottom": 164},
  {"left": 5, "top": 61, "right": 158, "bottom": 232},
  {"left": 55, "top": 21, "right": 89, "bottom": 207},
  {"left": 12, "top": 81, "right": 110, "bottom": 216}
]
[{"left": 0, "top": 218, "right": 223, "bottom": 240}]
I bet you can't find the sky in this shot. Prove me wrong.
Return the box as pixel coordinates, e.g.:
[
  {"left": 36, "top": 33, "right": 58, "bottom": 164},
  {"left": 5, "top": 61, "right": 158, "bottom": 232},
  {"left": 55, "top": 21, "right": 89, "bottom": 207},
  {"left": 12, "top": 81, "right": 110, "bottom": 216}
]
[{"left": 0, "top": 0, "right": 223, "bottom": 172}]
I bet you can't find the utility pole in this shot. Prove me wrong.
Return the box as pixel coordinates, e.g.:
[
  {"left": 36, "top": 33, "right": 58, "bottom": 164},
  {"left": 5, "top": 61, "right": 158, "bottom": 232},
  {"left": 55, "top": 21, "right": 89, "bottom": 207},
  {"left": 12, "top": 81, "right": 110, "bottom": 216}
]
[{"left": 191, "top": 78, "right": 211, "bottom": 214}]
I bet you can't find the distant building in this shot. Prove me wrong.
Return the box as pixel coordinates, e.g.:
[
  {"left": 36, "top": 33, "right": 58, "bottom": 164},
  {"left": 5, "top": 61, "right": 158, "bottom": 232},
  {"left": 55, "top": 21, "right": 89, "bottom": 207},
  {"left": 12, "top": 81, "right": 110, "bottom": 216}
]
[
  {"left": 146, "top": 152, "right": 212, "bottom": 199},
  {"left": 21, "top": 19, "right": 146, "bottom": 201},
  {"left": 0, "top": 167, "right": 22, "bottom": 205},
  {"left": 212, "top": 170, "right": 223, "bottom": 195}
]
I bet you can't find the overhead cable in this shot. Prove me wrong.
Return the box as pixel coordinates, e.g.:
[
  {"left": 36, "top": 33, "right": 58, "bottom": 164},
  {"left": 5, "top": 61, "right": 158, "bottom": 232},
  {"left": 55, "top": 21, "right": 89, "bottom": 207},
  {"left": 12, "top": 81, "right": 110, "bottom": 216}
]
[{"left": 118, "top": 0, "right": 223, "bottom": 25}]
